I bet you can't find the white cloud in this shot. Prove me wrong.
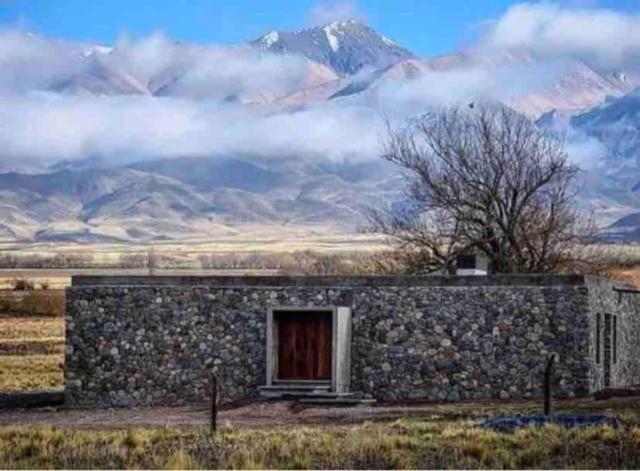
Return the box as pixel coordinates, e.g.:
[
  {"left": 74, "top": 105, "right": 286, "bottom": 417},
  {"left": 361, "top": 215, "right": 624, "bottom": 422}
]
[
  {"left": 0, "top": 92, "right": 381, "bottom": 168},
  {"left": 307, "top": 1, "right": 365, "bottom": 26},
  {"left": 0, "top": 29, "right": 85, "bottom": 92},
  {"left": 0, "top": 29, "right": 328, "bottom": 99},
  {"left": 366, "top": 58, "right": 572, "bottom": 119},
  {"left": 0, "top": 30, "right": 373, "bottom": 170},
  {"left": 479, "top": 3, "right": 640, "bottom": 68},
  {"left": 0, "top": 56, "right": 573, "bottom": 170},
  {"left": 1, "top": 3, "right": 639, "bottom": 172}
]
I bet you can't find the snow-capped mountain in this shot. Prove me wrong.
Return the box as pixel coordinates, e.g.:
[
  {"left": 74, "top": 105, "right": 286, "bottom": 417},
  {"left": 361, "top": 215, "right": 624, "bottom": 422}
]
[
  {"left": 36, "top": 21, "right": 640, "bottom": 118},
  {"left": 250, "top": 20, "right": 415, "bottom": 76},
  {"left": 4, "top": 21, "right": 640, "bottom": 242}
]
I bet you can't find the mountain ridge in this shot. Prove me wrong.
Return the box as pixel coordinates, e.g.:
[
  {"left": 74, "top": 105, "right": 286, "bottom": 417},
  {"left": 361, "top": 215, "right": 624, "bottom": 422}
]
[
  {"left": 0, "top": 156, "right": 401, "bottom": 243},
  {"left": 3, "top": 21, "right": 640, "bottom": 242},
  {"left": 250, "top": 19, "right": 415, "bottom": 76}
]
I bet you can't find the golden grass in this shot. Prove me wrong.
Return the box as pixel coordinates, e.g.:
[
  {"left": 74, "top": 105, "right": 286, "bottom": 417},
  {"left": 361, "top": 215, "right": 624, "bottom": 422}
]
[
  {"left": 0, "top": 354, "right": 64, "bottom": 391},
  {"left": 0, "top": 315, "right": 64, "bottom": 391},
  {"left": 602, "top": 266, "right": 640, "bottom": 288},
  {"left": 0, "top": 420, "right": 639, "bottom": 469},
  {"left": 0, "top": 339, "right": 65, "bottom": 355},
  {"left": 0, "top": 290, "right": 66, "bottom": 317},
  {"left": 0, "top": 317, "right": 64, "bottom": 341},
  {"left": 573, "top": 244, "right": 640, "bottom": 267},
  {"left": 0, "top": 276, "right": 70, "bottom": 290}
]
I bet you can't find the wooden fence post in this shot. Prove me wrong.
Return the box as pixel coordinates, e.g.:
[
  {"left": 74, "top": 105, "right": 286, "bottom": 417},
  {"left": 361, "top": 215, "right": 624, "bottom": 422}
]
[{"left": 544, "top": 354, "right": 556, "bottom": 416}]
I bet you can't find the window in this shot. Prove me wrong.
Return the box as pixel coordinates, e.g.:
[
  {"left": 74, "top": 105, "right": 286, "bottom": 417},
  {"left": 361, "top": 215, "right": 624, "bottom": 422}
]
[
  {"left": 604, "top": 313, "right": 612, "bottom": 387},
  {"left": 596, "top": 312, "right": 601, "bottom": 364},
  {"left": 613, "top": 315, "right": 618, "bottom": 365},
  {"left": 456, "top": 254, "right": 476, "bottom": 269}
]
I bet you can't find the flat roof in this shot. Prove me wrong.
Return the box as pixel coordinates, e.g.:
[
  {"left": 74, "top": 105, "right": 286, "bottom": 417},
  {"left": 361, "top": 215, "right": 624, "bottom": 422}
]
[{"left": 70, "top": 274, "right": 590, "bottom": 288}]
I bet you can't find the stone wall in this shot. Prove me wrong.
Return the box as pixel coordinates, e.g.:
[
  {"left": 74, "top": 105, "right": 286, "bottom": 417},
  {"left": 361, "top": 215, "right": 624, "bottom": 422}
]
[
  {"left": 66, "top": 286, "right": 268, "bottom": 406},
  {"left": 350, "top": 284, "right": 590, "bottom": 401},
  {"left": 65, "top": 284, "right": 350, "bottom": 406},
  {"left": 66, "top": 275, "right": 622, "bottom": 407}
]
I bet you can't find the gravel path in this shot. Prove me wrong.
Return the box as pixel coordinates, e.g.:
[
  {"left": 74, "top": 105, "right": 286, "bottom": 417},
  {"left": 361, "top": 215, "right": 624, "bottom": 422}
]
[{"left": 0, "top": 396, "right": 636, "bottom": 430}]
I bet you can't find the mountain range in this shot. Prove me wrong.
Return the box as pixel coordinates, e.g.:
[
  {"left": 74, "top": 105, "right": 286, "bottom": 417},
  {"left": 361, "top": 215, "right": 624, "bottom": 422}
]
[
  {"left": 0, "top": 155, "right": 400, "bottom": 242},
  {"left": 2, "top": 20, "right": 640, "bottom": 243}
]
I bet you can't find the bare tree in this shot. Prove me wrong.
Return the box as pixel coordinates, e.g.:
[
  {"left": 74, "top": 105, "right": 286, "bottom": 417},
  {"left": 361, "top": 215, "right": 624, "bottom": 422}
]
[{"left": 370, "top": 105, "right": 587, "bottom": 274}]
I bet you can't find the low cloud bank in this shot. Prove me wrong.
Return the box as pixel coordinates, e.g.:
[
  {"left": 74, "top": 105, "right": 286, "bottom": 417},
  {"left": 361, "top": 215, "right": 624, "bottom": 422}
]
[
  {"left": 2, "top": 2, "right": 640, "bottom": 171},
  {"left": 0, "top": 93, "right": 381, "bottom": 168},
  {"left": 479, "top": 3, "right": 640, "bottom": 68}
]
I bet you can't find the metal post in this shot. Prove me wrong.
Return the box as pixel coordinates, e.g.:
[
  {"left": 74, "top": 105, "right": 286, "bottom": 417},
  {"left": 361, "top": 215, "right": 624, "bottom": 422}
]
[
  {"left": 544, "top": 354, "right": 556, "bottom": 416},
  {"left": 211, "top": 373, "right": 218, "bottom": 432}
]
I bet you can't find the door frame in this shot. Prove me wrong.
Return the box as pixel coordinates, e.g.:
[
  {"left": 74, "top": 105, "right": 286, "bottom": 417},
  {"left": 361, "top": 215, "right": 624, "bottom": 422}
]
[{"left": 266, "top": 306, "right": 352, "bottom": 393}]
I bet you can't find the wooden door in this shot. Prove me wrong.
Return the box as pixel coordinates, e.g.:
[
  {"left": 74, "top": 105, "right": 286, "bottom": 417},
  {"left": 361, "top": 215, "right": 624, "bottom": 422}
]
[{"left": 277, "top": 311, "right": 332, "bottom": 380}]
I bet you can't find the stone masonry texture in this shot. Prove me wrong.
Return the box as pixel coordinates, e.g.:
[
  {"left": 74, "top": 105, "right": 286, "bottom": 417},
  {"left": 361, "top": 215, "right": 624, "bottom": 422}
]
[
  {"left": 586, "top": 277, "right": 640, "bottom": 392},
  {"left": 65, "top": 275, "right": 640, "bottom": 407}
]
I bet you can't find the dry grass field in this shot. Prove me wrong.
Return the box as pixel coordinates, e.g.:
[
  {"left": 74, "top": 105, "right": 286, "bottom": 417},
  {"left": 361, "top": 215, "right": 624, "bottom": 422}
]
[
  {"left": 569, "top": 243, "right": 640, "bottom": 287},
  {"left": 604, "top": 266, "right": 640, "bottom": 288},
  {"left": 0, "top": 230, "right": 390, "bottom": 293},
  {"left": 1, "top": 242, "right": 640, "bottom": 290},
  {"left": 0, "top": 291, "right": 65, "bottom": 392},
  {"left": 0, "top": 355, "right": 63, "bottom": 392},
  {"left": 0, "top": 316, "right": 63, "bottom": 341},
  {"left": 0, "top": 412, "right": 639, "bottom": 469},
  {"left": 0, "top": 230, "right": 388, "bottom": 273}
]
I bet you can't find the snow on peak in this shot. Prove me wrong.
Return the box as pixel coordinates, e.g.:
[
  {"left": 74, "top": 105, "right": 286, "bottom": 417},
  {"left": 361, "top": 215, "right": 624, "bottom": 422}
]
[
  {"left": 323, "top": 25, "right": 340, "bottom": 52},
  {"left": 249, "top": 19, "right": 415, "bottom": 75},
  {"left": 261, "top": 31, "right": 280, "bottom": 47},
  {"left": 326, "top": 19, "right": 359, "bottom": 29},
  {"left": 82, "top": 45, "right": 114, "bottom": 58},
  {"left": 381, "top": 35, "right": 398, "bottom": 47},
  {"left": 321, "top": 19, "right": 364, "bottom": 52}
]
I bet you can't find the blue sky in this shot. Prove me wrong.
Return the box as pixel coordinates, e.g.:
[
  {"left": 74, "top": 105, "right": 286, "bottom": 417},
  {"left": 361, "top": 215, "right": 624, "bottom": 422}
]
[{"left": 0, "top": 0, "right": 639, "bottom": 56}]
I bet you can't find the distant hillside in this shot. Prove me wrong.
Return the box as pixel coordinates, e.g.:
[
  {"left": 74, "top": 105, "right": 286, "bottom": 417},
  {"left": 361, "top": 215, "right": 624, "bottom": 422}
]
[{"left": 0, "top": 157, "right": 401, "bottom": 243}]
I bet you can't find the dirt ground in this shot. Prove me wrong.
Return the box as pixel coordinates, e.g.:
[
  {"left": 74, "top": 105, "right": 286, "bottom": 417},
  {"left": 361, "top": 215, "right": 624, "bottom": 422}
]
[{"left": 0, "top": 396, "right": 638, "bottom": 430}]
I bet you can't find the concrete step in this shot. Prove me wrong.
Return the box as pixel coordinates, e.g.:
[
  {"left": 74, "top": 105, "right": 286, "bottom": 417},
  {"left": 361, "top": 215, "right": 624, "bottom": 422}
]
[
  {"left": 258, "top": 382, "right": 349, "bottom": 399},
  {"left": 271, "top": 381, "right": 331, "bottom": 389},
  {"left": 259, "top": 389, "right": 333, "bottom": 398},
  {"left": 259, "top": 385, "right": 331, "bottom": 392}
]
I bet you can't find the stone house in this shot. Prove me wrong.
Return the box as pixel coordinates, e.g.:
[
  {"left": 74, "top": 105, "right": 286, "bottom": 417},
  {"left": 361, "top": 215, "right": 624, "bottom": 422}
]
[{"left": 65, "top": 274, "right": 640, "bottom": 407}]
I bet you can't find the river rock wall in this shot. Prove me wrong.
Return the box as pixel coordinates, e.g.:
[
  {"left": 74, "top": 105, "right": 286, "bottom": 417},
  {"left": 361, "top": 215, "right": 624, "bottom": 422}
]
[{"left": 65, "top": 275, "right": 633, "bottom": 407}]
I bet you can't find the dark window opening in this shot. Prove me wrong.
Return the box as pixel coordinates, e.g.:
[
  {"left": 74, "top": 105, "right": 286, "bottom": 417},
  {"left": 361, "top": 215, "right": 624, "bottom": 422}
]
[
  {"left": 604, "top": 313, "right": 612, "bottom": 388},
  {"left": 596, "top": 312, "right": 601, "bottom": 364},
  {"left": 613, "top": 315, "right": 618, "bottom": 364},
  {"left": 457, "top": 254, "right": 476, "bottom": 269}
]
